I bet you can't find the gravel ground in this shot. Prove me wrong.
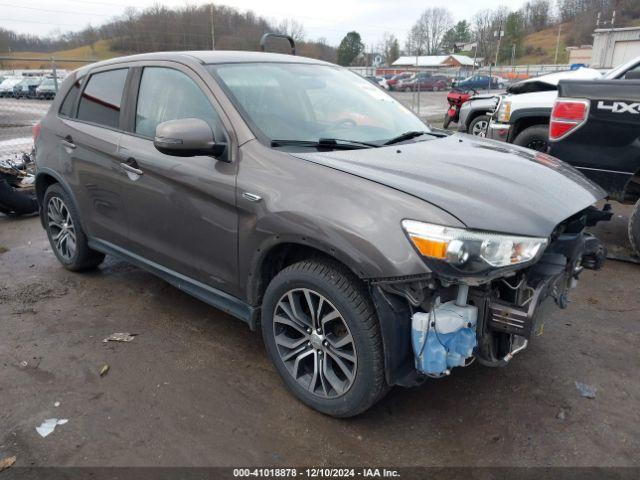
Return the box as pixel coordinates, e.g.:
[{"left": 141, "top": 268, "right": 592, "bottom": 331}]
[{"left": 0, "top": 95, "right": 638, "bottom": 469}]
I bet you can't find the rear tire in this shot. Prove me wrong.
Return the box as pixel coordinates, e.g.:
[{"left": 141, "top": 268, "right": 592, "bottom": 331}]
[
  {"left": 513, "top": 124, "right": 549, "bottom": 152},
  {"left": 629, "top": 199, "right": 640, "bottom": 257},
  {"left": 43, "top": 183, "right": 105, "bottom": 271},
  {"left": 261, "top": 259, "right": 387, "bottom": 417}
]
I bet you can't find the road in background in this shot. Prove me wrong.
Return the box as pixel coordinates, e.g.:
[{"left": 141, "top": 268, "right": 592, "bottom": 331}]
[{"left": 0, "top": 98, "right": 50, "bottom": 159}]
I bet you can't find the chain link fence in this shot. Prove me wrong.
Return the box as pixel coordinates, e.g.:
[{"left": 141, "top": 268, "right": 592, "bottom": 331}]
[
  {"left": 0, "top": 57, "right": 96, "bottom": 162},
  {"left": 0, "top": 97, "right": 50, "bottom": 161}
]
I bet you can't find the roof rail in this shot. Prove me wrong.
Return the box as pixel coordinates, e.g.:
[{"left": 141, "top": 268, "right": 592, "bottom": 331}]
[{"left": 260, "top": 33, "right": 296, "bottom": 55}]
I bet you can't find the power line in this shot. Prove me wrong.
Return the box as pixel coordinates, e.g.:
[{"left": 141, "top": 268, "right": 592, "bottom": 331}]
[{"left": 0, "top": 2, "right": 113, "bottom": 17}]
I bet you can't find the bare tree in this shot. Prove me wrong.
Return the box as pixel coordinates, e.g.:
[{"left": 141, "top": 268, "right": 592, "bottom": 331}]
[
  {"left": 523, "top": 0, "right": 552, "bottom": 31},
  {"left": 407, "top": 7, "right": 454, "bottom": 55},
  {"left": 378, "top": 32, "right": 400, "bottom": 65},
  {"left": 277, "top": 18, "right": 306, "bottom": 42}
]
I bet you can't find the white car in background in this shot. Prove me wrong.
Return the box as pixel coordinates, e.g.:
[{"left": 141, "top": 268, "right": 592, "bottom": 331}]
[{"left": 0, "top": 77, "right": 23, "bottom": 97}]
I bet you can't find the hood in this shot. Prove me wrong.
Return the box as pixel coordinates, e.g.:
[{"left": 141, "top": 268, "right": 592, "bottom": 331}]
[
  {"left": 290, "top": 134, "right": 605, "bottom": 237},
  {"left": 507, "top": 67, "right": 601, "bottom": 94}
]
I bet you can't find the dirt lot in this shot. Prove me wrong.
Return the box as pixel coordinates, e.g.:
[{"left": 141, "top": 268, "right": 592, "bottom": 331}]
[
  {"left": 0, "top": 94, "right": 638, "bottom": 469},
  {"left": 1, "top": 205, "right": 639, "bottom": 468}
]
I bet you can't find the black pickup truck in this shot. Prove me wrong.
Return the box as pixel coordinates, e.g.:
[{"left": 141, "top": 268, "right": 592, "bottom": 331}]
[{"left": 548, "top": 68, "right": 640, "bottom": 256}]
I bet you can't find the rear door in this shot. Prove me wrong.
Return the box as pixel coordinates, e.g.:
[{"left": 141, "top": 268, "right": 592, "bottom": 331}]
[
  {"left": 117, "top": 63, "right": 239, "bottom": 294},
  {"left": 56, "top": 67, "right": 130, "bottom": 245}
]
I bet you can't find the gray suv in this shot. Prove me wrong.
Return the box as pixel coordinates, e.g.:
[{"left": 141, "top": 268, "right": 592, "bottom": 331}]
[{"left": 34, "top": 50, "right": 608, "bottom": 417}]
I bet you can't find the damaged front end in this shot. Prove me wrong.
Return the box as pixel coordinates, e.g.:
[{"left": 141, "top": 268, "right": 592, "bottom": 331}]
[{"left": 372, "top": 205, "right": 610, "bottom": 385}]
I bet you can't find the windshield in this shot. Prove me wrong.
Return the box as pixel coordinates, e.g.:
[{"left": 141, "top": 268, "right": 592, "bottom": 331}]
[
  {"left": 208, "top": 63, "right": 428, "bottom": 145},
  {"left": 40, "top": 79, "right": 56, "bottom": 87}
]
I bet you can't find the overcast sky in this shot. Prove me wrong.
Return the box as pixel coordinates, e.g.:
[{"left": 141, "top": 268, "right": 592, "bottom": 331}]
[{"left": 2, "top": 0, "right": 528, "bottom": 47}]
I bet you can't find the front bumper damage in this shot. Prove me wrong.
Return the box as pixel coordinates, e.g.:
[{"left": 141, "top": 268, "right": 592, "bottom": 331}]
[
  {"left": 370, "top": 205, "right": 610, "bottom": 386},
  {"left": 486, "top": 121, "right": 511, "bottom": 142}
]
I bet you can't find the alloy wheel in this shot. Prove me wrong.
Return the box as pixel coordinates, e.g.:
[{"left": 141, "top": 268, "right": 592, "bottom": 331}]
[
  {"left": 472, "top": 120, "right": 489, "bottom": 137},
  {"left": 273, "top": 288, "right": 357, "bottom": 399},
  {"left": 47, "top": 196, "right": 76, "bottom": 261},
  {"left": 526, "top": 139, "right": 548, "bottom": 152}
]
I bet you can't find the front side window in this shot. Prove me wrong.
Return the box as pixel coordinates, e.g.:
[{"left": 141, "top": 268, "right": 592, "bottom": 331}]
[
  {"left": 77, "top": 69, "right": 128, "bottom": 128},
  {"left": 208, "top": 63, "right": 427, "bottom": 144},
  {"left": 135, "top": 67, "right": 224, "bottom": 140}
]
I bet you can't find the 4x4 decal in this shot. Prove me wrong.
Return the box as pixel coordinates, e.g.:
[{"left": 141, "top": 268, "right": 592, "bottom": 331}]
[{"left": 597, "top": 100, "right": 640, "bottom": 114}]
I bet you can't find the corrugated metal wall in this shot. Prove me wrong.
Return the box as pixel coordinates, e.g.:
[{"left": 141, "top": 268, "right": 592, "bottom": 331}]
[{"left": 592, "top": 27, "right": 640, "bottom": 68}]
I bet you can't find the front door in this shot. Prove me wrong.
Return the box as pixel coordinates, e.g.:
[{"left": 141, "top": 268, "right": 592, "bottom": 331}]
[{"left": 117, "top": 65, "right": 239, "bottom": 295}]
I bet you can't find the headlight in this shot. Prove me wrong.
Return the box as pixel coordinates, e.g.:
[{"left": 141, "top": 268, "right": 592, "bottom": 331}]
[
  {"left": 497, "top": 100, "right": 511, "bottom": 122},
  {"left": 402, "top": 220, "right": 547, "bottom": 271}
]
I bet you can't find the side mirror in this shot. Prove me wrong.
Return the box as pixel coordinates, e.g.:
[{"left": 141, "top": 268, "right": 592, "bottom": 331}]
[
  {"left": 153, "top": 118, "right": 227, "bottom": 159},
  {"left": 623, "top": 70, "right": 640, "bottom": 80}
]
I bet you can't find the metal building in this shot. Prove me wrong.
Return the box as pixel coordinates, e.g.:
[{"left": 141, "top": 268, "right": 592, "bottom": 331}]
[{"left": 591, "top": 26, "right": 640, "bottom": 68}]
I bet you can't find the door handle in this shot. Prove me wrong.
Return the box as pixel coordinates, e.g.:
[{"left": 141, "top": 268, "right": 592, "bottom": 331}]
[
  {"left": 60, "top": 135, "right": 76, "bottom": 149},
  {"left": 120, "top": 157, "right": 143, "bottom": 176}
]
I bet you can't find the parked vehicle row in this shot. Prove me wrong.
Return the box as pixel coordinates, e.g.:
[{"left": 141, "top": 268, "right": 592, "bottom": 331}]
[
  {"left": 0, "top": 76, "right": 60, "bottom": 100},
  {"left": 363, "top": 75, "right": 390, "bottom": 90},
  {"left": 452, "top": 74, "right": 506, "bottom": 90},
  {"left": 484, "top": 56, "right": 640, "bottom": 256}
]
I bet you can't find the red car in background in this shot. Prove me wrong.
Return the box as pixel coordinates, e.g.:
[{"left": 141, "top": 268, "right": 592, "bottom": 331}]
[
  {"left": 387, "top": 72, "right": 413, "bottom": 90},
  {"left": 397, "top": 73, "right": 448, "bottom": 92}
]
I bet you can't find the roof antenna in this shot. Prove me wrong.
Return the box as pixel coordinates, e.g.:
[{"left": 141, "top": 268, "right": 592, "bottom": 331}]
[{"left": 259, "top": 33, "right": 296, "bottom": 55}]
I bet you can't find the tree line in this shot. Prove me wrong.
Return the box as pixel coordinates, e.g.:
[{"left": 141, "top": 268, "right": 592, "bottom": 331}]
[
  {"left": 1, "top": 0, "right": 639, "bottom": 67},
  {"left": 331, "top": 0, "right": 638, "bottom": 67},
  {"left": 0, "top": 4, "right": 337, "bottom": 63}
]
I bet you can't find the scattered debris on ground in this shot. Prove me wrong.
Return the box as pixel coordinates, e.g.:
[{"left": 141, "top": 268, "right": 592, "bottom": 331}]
[
  {"left": 575, "top": 381, "right": 597, "bottom": 399},
  {"left": 35, "top": 418, "right": 68, "bottom": 438},
  {"left": 99, "top": 364, "right": 110, "bottom": 377},
  {"left": 103, "top": 332, "right": 137, "bottom": 343},
  {"left": 0, "top": 456, "right": 16, "bottom": 471}
]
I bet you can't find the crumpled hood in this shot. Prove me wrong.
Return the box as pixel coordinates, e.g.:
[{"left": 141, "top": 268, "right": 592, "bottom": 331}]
[
  {"left": 290, "top": 134, "right": 606, "bottom": 237},
  {"left": 507, "top": 67, "right": 602, "bottom": 94}
]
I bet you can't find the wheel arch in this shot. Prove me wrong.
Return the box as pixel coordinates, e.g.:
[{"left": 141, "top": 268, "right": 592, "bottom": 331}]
[
  {"left": 35, "top": 168, "right": 84, "bottom": 229},
  {"left": 247, "top": 239, "right": 366, "bottom": 308},
  {"left": 510, "top": 115, "right": 549, "bottom": 142},
  {"left": 249, "top": 239, "right": 417, "bottom": 388},
  {"left": 622, "top": 170, "right": 640, "bottom": 204}
]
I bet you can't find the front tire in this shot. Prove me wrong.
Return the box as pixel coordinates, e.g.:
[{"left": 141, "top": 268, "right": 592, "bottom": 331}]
[
  {"left": 443, "top": 112, "right": 453, "bottom": 130},
  {"left": 629, "top": 198, "right": 640, "bottom": 257},
  {"left": 513, "top": 124, "right": 550, "bottom": 152},
  {"left": 469, "top": 115, "right": 490, "bottom": 137},
  {"left": 43, "top": 184, "right": 105, "bottom": 271},
  {"left": 261, "top": 259, "right": 386, "bottom": 417}
]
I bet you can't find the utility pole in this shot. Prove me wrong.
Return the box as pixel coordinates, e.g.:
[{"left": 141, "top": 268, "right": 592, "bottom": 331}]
[
  {"left": 494, "top": 26, "right": 504, "bottom": 67},
  {"left": 553, "top": 23, "right": 562, "bottom": 64},
  {"left": 511, "top": 44, "right": 516, "bottom": 66},
  {"left": 472, "top": 43, "right": 477, "bottom": 74},
  {"left": 210, "top": 4, "right": 215, "bottom": 50}
]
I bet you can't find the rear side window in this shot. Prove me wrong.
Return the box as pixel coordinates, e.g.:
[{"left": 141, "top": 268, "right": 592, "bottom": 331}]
[
  {"left": 134, "top": 67, "right": 224, "bottom": 140},
  {"left": 58, "top": 76, "right": 84, "bottom": 118},
  {"left": 77, "top": 69, "right": 128, "bottom": 128}
]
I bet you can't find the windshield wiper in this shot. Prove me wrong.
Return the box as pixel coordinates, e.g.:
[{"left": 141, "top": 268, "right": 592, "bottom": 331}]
[
  {"left": 271, "top": 138, "right": 379, "bottom": 150},
  {"left": 383, "top": 131, "right": 431, "bottom": 145}
]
